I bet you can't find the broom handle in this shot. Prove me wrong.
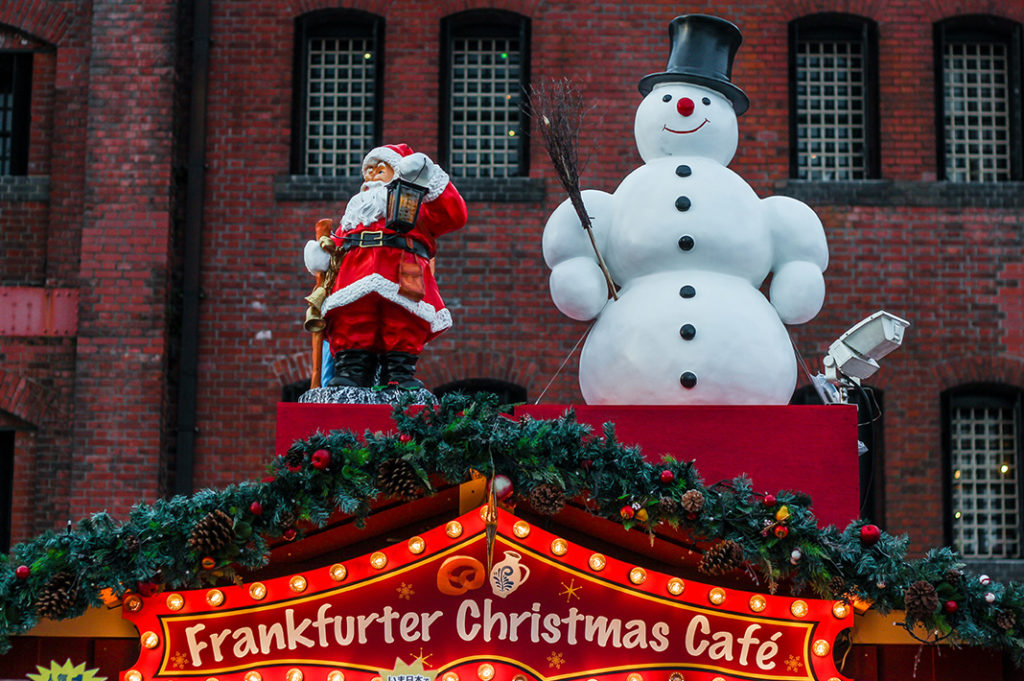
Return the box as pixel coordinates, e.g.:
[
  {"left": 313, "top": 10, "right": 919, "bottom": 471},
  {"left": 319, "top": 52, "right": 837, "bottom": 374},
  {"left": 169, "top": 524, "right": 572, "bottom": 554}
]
[
  {"left": 310, "top": 218, "right": 334, "bottom": 389},
  {"left": 567, "top": 190, "right": 618, "bottom": 301}
]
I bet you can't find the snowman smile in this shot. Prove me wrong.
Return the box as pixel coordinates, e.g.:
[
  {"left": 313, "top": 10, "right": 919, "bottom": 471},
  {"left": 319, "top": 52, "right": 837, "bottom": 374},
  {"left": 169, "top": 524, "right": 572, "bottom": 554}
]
[{"left": 664, "top": 119, "right": 709, "bottom": 134}]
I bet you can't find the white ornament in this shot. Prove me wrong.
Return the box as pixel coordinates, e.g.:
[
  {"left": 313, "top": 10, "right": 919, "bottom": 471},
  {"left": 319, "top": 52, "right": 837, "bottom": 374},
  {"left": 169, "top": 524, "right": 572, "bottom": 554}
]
[
  {"left": 790, "top": 549, "right": 802, "bottom": 565},
  {"left": 542, "top": 81, "right": 827, "bottom": 406},
  {"left": 980, "top": 574, "right": 992, "bottom": 585},
  {"left": 985, "top": 592, "right": 996, "bottom": 604}
]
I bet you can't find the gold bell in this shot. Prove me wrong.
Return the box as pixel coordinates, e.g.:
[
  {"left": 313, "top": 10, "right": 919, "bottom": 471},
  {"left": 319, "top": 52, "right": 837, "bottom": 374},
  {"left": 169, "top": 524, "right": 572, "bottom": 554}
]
[
  {"left": 304, "top": 307, "right": 326, "bottom": 332},
  {"left": 305, "top": 285, "right": 327, "bottom": 310}
]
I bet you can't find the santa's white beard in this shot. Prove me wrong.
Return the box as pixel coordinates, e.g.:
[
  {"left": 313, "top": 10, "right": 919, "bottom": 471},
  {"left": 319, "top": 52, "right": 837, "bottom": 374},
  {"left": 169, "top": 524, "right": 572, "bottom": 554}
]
[{"left": 341, "top": 180, "right": 387, "bottom": 232}]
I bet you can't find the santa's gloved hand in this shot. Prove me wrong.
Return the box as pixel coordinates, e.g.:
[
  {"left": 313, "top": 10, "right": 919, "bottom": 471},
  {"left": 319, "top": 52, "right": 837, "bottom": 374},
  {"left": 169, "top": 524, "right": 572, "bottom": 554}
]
[
  {"left": 398, "top": 153, "right": 436, "bottom": 184},
  {"left": 304, "top": 239, "right": 331, "bottom": 274}
]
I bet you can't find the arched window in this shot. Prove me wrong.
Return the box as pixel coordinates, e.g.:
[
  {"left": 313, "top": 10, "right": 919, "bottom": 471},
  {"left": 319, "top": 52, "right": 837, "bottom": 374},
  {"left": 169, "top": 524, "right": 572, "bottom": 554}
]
[
  {"left": 789, "top": 14, "right": 879, "bottom": 180},
  {"left": 935, "top": 15, "right": 1022, "bottom": 182},
  {"left": 441, "top": 10, "right": 530, "bottom": 179},
  {"left": 292, "top": 10, "right": 383, "bottom": 177},
  {"left": 943, "top": 385, "right": 1023, "bottom": 558}
]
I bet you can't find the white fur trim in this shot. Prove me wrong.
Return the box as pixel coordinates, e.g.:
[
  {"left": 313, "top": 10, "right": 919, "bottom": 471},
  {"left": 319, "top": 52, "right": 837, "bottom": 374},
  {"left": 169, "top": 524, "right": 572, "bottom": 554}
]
[
  {"left": 362, "top": 146, "right": 405, "bottom": 174},
  {"left": 423, "top": 165, "right": 450, "bottom": 202},
  {"left": 321, "top": 273, "right": 453, "bottom": 333}
]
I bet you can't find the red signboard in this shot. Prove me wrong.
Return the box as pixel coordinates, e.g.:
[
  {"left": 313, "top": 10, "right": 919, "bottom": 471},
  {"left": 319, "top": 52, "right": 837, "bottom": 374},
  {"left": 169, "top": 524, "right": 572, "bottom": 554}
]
[{"left": 122, "top": 508, "right": 851, "bottom": 681}]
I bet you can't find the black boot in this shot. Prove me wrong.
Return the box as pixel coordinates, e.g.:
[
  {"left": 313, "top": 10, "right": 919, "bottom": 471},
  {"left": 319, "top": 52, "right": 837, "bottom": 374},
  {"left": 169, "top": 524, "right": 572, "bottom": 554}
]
[
  {"left": 379, "top": 351, "right": 425, "bottom": 389},
  {"left": 327, "top": 350, "right": 378, "bottom": 388}
]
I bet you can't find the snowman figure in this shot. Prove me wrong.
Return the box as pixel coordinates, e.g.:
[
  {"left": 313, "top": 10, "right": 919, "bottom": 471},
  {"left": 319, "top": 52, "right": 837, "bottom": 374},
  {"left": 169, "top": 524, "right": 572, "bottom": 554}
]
[{"left": 542, "top": 15, "right": 828, "bottom": 405}]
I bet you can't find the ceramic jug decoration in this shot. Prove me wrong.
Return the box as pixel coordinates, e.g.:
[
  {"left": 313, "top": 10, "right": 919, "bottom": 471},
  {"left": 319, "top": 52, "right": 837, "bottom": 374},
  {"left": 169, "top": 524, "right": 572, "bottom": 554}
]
[{"left": 490, "top": 550, "right": 530, "bottom": 598}]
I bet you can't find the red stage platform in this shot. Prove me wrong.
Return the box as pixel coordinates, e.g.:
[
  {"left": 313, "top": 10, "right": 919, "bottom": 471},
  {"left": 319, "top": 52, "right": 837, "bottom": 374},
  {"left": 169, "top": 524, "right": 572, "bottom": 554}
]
[{"left": 276, "top": 402, "right": 859, "bottom": 528}]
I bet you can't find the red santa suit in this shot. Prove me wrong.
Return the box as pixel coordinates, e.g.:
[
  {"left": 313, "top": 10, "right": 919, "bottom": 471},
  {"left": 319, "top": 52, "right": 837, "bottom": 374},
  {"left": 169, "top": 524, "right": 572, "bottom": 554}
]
[{"left": 320, "top": 145, "right": 468, "bottom": 356}]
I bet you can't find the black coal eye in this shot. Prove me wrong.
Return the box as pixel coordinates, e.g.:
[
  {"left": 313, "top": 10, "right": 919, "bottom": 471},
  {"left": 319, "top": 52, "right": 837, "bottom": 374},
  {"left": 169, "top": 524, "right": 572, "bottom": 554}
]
[
  {"left": 662, "top": 94, "right": 672, "bottom": 102},
  {"left": 702, "top": 97, "right": 711, "bottom": 105}
]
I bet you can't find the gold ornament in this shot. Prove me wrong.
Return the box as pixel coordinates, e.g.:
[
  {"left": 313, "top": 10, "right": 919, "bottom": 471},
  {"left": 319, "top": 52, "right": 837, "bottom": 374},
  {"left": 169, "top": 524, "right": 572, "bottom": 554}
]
[{"left": 775, "top": 505, "right": 790, "bottom": 522}]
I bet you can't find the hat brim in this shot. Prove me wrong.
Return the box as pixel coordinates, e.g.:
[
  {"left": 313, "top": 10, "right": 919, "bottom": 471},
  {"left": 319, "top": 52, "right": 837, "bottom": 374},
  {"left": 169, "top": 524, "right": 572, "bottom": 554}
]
[{"left": 638, "top": 72, "right": 749, "bottom": 115}]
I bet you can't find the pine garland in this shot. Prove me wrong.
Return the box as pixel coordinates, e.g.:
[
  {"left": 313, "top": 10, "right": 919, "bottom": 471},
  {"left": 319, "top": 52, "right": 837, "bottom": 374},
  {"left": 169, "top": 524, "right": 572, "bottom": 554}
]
[{"left": 1, "top": 392, "right": 1023, "bottom": 667}]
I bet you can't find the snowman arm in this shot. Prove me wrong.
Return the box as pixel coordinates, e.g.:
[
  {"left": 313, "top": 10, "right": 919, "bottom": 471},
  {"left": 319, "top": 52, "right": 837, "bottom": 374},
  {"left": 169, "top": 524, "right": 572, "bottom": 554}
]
[
  {"left": 762, "top": 196, "right": 829, "bottom": 325},
  {"left": 542, "top": 189, "right": 614, "bottom": 268},
  {"left": 549, "top": 257, "right": 610, "bottom": 321}
]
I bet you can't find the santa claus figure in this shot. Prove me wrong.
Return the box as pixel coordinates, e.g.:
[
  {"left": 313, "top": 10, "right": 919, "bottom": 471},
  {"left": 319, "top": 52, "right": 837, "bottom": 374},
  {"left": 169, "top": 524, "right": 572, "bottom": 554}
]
[{"left": 304, "top": 144, "right": 468, "bottom": 389}]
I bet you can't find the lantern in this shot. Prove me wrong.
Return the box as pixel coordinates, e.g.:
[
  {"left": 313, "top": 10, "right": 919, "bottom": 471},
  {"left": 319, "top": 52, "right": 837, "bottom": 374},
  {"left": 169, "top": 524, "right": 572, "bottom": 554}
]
[{"left": 385, "top": 178, "right": 428, "bottom": 233}]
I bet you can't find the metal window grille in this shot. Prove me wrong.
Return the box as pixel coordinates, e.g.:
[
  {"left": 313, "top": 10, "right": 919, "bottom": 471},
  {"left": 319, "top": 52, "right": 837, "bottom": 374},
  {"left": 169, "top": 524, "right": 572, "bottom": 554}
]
[
  {"left": 304, "top": 36, "right": 376, "bottom": 177},
  {"left": 448, "top": 36, "right": 522, "bottom": 178},
  {"left": 0, "top": 56, "right": 16, "bottom": 175},
  {"left": 950, "top": 404, "right": 1020, "bottom": 558},
  {"left": 943, "top": 41, "right": 1011, "bottom": 182},
  {"left": 795, "top": 39, "right": 866, "bottom": 180}
]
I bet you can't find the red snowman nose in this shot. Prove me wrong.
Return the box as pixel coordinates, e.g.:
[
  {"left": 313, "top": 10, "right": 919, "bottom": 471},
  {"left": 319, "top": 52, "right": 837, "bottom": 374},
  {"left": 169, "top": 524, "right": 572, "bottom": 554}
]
[{"left": 677, "top": 97, "right": 695, "bottom": 117}]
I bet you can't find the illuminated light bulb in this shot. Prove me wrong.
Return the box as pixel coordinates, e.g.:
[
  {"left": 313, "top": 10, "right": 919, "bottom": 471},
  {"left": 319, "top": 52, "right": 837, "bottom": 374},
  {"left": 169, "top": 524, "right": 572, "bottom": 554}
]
[
  {"left": 370, "top": 552, "right": 388, "bottom": 569},
  {"left": 627, "top": 673, "right": 643, "bottom": 681},
  {"left": 1001, "top": 463, "right": 1010, "bottom": 474},
  {"left": 480, "top": 506, "right": 497, "bottom": 523},
  {"left": 249, "top": 582, "right": 267, "bottom": 600},
  {"left": 588, "top": 553, "right": 606, "bottom": 571},
  {"left": 166, "top": 593, "right": 184, "bottom": 611},
  {"left": 125, "top": 672, "right": 143, "bottom": 681},
  {"left": 954, "top": 510, "right": 962, "bottom": 519},
  {"left": 551, "top": 538, "right": 569, "bottom": 556},
  {"left": 749, "top": 595, "right": 767, "bottom": 612},
  {"left": 289, "top": 575, "right": 308, "bottom": 593},
  {"left": 327, "top": 672, "right": 345, "bottom": 681},
  {"left": 954, "top": 469, "right": 961, "bottom": 479},
  {"left": 477, "top": 664, "right": 495, "bottom": 681},
  {"left": 141, "top": 631, "right": 159, "bottom": 649},
  {"left": 791, "top": 600, "right": 809, "bottom": 618},
  {"left": 668, "top": 674, "right": 684, "bottom": 681},
  {"left": 442, "top": 673, "right": 460, "bottom": 681},
  {"left": 666, "top": 578, "right": 685, "bottom": 596},
  {"left": 206, "top": 589, "right": 224, "bottom": 607},
  {"left": 813, "top": 640, "right": 830, "bottom": 657},
  {"left": 508, "top": 131, "right": 516, "bottom": 137},
  {"left": 408, "top": 536, "right": 426, "bottom": 554},
  {"left": 244, "top": 672, "right": 262, "bottom": 681},
  {"left": 512, "top": 676, "right": 527, "bottom": 681},
  {"left": 833, "top": 601, "right": 850, "bottom": 618},
  {"left": 286, "top": 669, "right": 304, "bottom": 681},
  {"left": 708, "top": 588, "right": 726, "bottom": 605},
  {"left": 629, "top": 567, "right": 647, "bottom": 585},
  {"left": 330, "top": 564, "right": 347, "bottom": 581},
  {"left": 124, "top": 595, "right": 143, "bottom": 612},
  {"left": 512, "top": 521, "right": 530, "bottom": 538},
  {"left": 446, "top": 521, "right": 463, "bottom": 538},
  {"left": 364, "top": 53, "right": 372, "bottom": 60}
]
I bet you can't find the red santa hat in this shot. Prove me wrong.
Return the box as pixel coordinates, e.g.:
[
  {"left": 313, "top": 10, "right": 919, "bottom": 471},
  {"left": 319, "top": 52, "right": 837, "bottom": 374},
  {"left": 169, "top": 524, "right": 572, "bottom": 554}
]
[{"left": 361, "top": 143, "right": 413, "bottom": 175}]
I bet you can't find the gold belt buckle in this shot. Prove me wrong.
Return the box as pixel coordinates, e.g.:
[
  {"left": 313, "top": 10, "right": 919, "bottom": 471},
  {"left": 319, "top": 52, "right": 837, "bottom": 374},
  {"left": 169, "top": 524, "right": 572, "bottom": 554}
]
[{"left": 359, "top": 230, "right": 384, "bottom": 247}]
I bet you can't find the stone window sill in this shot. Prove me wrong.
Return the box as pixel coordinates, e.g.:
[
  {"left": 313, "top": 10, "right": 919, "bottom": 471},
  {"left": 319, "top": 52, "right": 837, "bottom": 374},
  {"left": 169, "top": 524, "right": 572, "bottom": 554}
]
[
  {"left": 0, "top": 175, "right": 50, "bottom": 202},
  {"left": 775, "top": 179, "right": 1024, "bottom": 208},
  {"left": 274, "top": 175, "right": 545, "bottom": 204}
]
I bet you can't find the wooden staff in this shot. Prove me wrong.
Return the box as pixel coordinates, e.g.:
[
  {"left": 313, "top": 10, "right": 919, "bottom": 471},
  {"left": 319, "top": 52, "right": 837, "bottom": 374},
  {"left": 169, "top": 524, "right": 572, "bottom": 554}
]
[{"left": 309, "top": 218, "right": 334, "bottom": 389}]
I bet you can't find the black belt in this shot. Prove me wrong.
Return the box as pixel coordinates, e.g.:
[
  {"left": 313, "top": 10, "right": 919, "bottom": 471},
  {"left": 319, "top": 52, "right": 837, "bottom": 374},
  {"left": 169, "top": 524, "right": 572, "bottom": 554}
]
[{"left": 342, "top": 231, "right": 432, "bottom": 259}]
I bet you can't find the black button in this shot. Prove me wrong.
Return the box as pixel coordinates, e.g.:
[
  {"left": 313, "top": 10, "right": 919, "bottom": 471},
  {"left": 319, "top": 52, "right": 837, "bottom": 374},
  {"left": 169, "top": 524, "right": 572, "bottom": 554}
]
[
  {"left": 679, "top": 285, "right": 695, "bottom": 298},
  {"left": 680, "top": 324, "right": 696, "bottom": 340},
  {"left": 680, "top": 372, "right": 698, "bottom": 388},
  {"left": 675, "top": 196, "right": 691, "bottom": 211},
  {"left": 678, "top": 235, "right": 695, "bottom": 251},
  {"left": 675, "top": 164, "right": 691, "bottom": 177}
]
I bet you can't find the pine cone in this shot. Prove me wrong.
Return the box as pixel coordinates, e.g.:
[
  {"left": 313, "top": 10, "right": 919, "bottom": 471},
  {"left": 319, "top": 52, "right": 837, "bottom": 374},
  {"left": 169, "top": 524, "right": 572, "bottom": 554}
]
[
  {"left": 36, "top": 571, "right": 77, "bottom": 620},
  {"left": 187, "top": 510, "right": 234, "bottom": 555},
  {"left": 997, "top": 610, "right": 1016, "bottom": 631},
  {"left": 283, "top": 445, "right": 304, "bottom": 468},
  {"left": 698, "top": 540, "right": 743, "bottom": 576},
  {"left": 527, "top": 483, "right": 566, "bottom": 516},
  {"left": 376, "top": 458, "right": 424, "bottom": 499},
  {"left": 829, "top": 575, "right": 849, "bottom": 599},
  {"left": 120, "top": 533, "right": 140, "bottom": 554},
  {"left": 904, "top": 580, "right": 939, "bottom": 620},
  {"left": 657, "top": 496, "right": 680, "bottom": 517},
  {"left": 681, "top": 489, "right": 705, "bottom": 514},
  {"left": 944, "top": 568, "right": 963, "bottom": 586}
]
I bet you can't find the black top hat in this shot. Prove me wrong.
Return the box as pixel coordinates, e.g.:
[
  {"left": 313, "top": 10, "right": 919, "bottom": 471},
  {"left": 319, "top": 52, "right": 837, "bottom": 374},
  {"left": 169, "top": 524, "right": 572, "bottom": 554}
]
[{"left": 638, "top": 15, "right": 749, "bottom": 115}]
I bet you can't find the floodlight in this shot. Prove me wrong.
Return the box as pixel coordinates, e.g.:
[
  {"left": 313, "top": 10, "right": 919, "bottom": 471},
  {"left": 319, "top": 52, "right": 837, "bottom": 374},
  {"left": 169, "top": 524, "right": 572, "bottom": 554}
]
[{"left": 825, "top": 311, "right": 910, "bottom": 381}]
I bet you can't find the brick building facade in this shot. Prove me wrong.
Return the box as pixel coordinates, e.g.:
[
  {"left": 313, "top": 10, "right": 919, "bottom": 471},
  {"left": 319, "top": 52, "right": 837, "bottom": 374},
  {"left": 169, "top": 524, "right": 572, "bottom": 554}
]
[{"left": 2, "top": 0, "right": 1024, "bottom": 593}]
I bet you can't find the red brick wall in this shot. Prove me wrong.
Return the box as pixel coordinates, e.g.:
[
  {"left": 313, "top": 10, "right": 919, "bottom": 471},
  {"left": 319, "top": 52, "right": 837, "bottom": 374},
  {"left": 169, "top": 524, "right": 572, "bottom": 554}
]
[{"left": 4, "top": 0, "right": 1024, "bottom": 568}]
